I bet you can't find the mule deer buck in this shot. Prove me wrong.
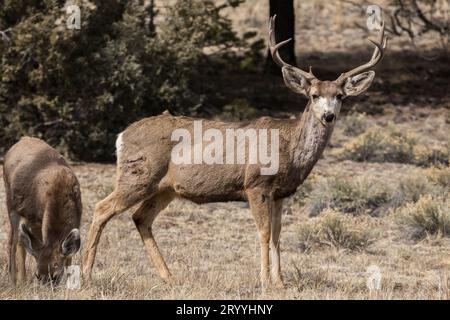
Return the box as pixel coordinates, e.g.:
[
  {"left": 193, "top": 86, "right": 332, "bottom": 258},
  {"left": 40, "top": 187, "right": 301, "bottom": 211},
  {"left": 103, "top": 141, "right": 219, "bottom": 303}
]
[
  {"left": 4, "top": 137, "right": 82, "bottom": 284},
  {"left": 83, "top": 16, "right": 387, "bottom": 287}
]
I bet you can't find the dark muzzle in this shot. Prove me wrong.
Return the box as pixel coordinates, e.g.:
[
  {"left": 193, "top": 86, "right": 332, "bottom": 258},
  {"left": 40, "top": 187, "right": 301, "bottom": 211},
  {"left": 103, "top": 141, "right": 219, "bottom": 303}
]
[{"left": 323, "top": 113, "right": 336, "bottom": 123}]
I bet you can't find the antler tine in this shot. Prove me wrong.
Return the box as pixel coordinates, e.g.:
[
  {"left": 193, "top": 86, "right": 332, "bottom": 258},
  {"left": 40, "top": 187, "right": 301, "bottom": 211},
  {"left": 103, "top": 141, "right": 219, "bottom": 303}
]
[
  {"left": 370, "top": 20, "right": 386, "bottom": 60},
  {"left": 268, "top": 15, "right": 316, "bottom": 80},
  {"left": 268, "top": 15, "right": 291, "bottom": 68},
  {"left": 336, "top": 21, "right": 387, "bottom": 84}
]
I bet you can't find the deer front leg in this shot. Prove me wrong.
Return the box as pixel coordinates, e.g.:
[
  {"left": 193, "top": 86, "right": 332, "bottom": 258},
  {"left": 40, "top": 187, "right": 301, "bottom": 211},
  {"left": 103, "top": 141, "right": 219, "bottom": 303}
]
[
  {"left": 270, "top": 199, "right": 283, "bottom": 287},
  {"left": 247, "top": 189, "right": 272, "bottom": 288}
]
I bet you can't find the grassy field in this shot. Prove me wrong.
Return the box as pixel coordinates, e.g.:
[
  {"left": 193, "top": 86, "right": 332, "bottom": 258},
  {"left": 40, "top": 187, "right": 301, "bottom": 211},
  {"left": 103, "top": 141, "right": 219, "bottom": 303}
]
[
  {"left": 0, "top": 0, "right": 449, "bottom": 300},
  {"left": 0, "top": 107, "right": 449, "bottom": 299}
]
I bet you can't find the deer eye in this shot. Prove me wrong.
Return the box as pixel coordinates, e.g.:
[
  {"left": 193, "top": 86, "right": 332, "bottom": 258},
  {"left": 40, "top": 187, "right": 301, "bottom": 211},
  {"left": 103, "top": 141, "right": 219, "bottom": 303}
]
[{"left": 311, "top": 94, "right": 319, "bottom": 100}]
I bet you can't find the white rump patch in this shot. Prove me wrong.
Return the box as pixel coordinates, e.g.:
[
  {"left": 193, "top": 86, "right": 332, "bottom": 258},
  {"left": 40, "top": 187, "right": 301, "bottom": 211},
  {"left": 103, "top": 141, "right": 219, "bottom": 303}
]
[{"left": 116, "top": 133, "right": 124, "bottom": 162}]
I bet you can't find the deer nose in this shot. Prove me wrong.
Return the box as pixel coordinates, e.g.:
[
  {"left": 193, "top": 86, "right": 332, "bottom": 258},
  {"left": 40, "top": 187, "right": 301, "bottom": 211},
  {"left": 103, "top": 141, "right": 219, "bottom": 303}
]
[{"left": 323, "top": 113, "right": 335, "bottom": 123}]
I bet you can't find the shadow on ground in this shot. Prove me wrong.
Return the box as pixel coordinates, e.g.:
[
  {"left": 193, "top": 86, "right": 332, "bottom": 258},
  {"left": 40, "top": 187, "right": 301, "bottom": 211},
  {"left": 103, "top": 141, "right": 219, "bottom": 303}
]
[{"left": 195, "top": 49, "right": 449, "bottom": 119}]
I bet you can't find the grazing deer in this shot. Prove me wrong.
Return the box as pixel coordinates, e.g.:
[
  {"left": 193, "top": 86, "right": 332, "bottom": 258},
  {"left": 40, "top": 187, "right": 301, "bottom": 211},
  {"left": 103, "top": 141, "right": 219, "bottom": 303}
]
[
  {"left": 3, "top": 137, "right": 82, "bottom": 284},
  {"left": 82, "top": 16, "right": 387, "bottom": 287}
]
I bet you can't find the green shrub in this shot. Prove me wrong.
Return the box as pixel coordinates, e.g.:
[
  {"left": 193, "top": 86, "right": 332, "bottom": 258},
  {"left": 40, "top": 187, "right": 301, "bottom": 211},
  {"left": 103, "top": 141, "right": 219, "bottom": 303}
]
[
  {"left": 299, "top": 210, "right": 374, "bottom": 251},
  {"left": 426, "top": 165, "right": 450, "bottom": 190},
  {"left": 413, "top": 144, "right": 450, "bottom": 167},
  {"left": 337, "top": 126, "right": 384, "bottom": 161},
  {"left": 297, "top": 169, "right": 446, "bottom": 220},
  {"left": 0, "top": 0, "right": 253, "bottom": 161},
  {"left": 390, "top": 175, "right": 432, "bottom": 209},
  {"left": 382, "top": 125, "right": 417, "bottom": 162},
  {"left": 219, "top": 99, "right": 259, "bottom": 121},
  {"left": 341, "top": 113, "right": 368, "bottom": 136},
  {"left": 337, "top": 123, "right": 449, "bottom": 167},
  {"left": 390, "top": 169, "right": 448, "bottom": 208},
  {"left": 337, "top": 124, "right": 416, "bottom": 163},
  {"left": 306, "top": 175, "right": 390, "bottom": 216},
  {"left": 396, "top": 195, "right": 450, "bottom": 240},
  {"left": 293, "top": 176, "right": 316, "bottom": 207}
]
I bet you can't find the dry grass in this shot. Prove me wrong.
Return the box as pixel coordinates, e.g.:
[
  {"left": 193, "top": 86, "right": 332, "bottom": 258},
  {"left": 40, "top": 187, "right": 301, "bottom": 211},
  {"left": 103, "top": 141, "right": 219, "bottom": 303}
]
[
  {"left": 222, "top": 0, "right": 442, "bottom": 53},
  {"left": 0, "top": 1, "right": 449, "bottom": 300},
  {"left": 1, "top": 111, "right": 449, "bottom": 300}
]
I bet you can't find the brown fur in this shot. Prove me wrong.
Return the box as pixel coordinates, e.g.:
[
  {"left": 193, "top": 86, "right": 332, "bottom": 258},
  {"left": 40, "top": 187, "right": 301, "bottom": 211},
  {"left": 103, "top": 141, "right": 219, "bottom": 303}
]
[
  {"left": 81, "top": 100, "right": 335, "bottom": 287},
  {"left": 83, "top": 20, "right": 385, "bottom": 287},
  {"left": 3, "top": 137, "right": 82, "bottom": 284}
]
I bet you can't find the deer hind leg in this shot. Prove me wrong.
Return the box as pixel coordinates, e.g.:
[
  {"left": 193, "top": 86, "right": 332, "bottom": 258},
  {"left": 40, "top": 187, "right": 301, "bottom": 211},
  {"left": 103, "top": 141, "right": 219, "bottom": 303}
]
[
  {"left": 16, "top": 243, "right": 26, "bottom": 284},
  {"left": 247, "top": 189, "right": 272, "bottom": 289},
  {"left": 132, "top": 192, "right": 174, "bottom": 283},
  {"left": 6, "top": 185, "right": 19, "bottom": 285},
  {"left": 270, "top": 199, "right": 284, "bottom": 287},
  {"left": 82, "top": 190, "right": 143, "bottom": 280},
  {"left": 8, "top": 217, "right": 18, "bottom": 285}
]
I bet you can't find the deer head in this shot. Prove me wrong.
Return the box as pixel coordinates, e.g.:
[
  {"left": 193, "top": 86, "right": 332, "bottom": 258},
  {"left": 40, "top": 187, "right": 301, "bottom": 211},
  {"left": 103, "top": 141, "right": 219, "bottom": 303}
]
[
  {"left": 269, "top": 15, "right": 387, "bottom": 126},
  {"left": 19, "top": 224, "right": 80, "bottom": 284}
]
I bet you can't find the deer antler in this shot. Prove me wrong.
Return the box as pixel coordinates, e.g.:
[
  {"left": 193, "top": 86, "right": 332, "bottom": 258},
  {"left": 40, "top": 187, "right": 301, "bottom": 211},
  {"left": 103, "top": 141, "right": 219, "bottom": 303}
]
[
  {"left": 336, "top": 22, "right": 388, "bottom": 84},
  {"left": 268, "top": 15, "right": 316, "bottom": 81}
]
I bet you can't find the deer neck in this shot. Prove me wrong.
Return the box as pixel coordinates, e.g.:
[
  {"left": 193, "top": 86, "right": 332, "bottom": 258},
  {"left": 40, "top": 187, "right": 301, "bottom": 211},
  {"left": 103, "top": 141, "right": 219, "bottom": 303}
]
[{"left": 291, "top": 103, "right": 334, "bottom": 181}]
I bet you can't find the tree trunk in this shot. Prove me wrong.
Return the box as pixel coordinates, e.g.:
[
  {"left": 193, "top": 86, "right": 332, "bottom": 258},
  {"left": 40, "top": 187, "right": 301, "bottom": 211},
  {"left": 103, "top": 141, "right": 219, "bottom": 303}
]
[
  {"left": 147, "top": 0, "right": 156, "bottom": 37},
  {"left": 265, "top": 0, "right": 296, "bottom": 74}
]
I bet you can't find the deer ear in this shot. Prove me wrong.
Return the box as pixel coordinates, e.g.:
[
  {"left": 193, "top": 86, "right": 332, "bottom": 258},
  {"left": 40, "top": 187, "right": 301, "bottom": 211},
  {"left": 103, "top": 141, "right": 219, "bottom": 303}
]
[
  {"left": 19, "top": 224, "right": 40, "bottom": 257},
  {"left": 281, "top": 66, "right": 311, "bottom": 97},
  {"left": 61, "top": 229, "right": 81, "bottom": 257},
  {"left": 343, "top": 71, "right": 375, "bottom": 97}
]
